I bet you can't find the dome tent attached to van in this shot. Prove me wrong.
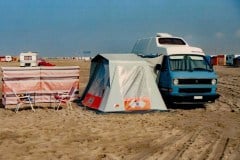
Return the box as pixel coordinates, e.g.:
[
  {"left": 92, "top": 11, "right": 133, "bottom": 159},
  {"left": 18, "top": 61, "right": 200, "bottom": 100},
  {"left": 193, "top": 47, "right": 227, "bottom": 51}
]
[{"left": 80, "top": 53, "right": 167, "bottom": 112}]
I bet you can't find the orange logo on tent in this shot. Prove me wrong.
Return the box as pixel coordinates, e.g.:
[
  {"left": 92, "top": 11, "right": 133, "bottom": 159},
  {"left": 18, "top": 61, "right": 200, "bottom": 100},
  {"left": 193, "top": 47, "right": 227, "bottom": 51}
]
[{"left": 124, "top": 97, "right": 151, "bottom": 111}]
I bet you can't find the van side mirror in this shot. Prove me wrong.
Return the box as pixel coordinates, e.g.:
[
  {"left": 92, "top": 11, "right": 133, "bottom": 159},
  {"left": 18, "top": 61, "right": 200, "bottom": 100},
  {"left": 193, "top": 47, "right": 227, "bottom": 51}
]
[{"left": 155, "top": 64, "right": 162, "bottom": 70}]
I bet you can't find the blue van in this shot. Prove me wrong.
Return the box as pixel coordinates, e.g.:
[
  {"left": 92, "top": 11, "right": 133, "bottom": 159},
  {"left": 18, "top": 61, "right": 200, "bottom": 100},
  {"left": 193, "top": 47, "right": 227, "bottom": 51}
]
[{"left": 132, "top": 33, "right": 220, "bottom": 104}]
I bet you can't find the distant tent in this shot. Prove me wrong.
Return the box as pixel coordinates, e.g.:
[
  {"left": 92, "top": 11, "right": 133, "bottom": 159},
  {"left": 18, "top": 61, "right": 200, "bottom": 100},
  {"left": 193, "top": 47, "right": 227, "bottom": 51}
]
[{"left": 81, "top": 53, "right": 167, "bottom": 112}]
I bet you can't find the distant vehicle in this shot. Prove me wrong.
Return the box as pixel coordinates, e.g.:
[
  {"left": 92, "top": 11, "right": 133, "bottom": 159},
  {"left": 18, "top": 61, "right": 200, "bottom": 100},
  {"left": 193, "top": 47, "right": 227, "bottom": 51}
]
[
  {"left": 132, "top": 33, "right": 220, "bottom": 104},
  {"left": 226, "top": 54, "right": 240, "bottom": 66},
  {"left": 5, "top": 55, "right": 12, "bottom": 62},
  {"left": 38, "top": 59, "right": 55, "bottom": 66},
  {"left": 19, "top": 52, "right": 38, "bottom": 67},
  {"left": 233, "top": 56, "right": 240, "bottom": 67}
]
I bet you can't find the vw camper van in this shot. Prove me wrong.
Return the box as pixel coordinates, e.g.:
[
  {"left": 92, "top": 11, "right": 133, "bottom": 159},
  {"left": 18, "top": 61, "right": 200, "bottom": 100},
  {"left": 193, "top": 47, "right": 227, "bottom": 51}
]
[{"left": 132, "top": 33, "right": 220, "bottom": 104}]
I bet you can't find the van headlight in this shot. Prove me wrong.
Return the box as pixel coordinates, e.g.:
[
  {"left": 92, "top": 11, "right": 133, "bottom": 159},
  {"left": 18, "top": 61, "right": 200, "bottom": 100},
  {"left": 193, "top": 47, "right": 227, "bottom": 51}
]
[
  {"left": 211, "top": 79, "right": 217, "bottom": 85},
  {"left": 173, "top": 79, "right": 179, "bottom": 85}
]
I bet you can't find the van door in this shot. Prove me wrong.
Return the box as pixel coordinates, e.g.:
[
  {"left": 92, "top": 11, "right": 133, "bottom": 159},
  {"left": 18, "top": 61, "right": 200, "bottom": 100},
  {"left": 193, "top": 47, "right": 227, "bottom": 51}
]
[{"left": 158, "top": 56, "right": 171, "bottom": 92}]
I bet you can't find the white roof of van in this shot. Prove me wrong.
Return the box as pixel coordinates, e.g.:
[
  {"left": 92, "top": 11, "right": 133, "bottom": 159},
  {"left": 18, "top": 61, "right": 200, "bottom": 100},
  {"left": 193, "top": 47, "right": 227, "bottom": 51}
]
[
  {"left": 163, "top": 46, "right": 205, "bottom": 55},
  {"left": 132, "top": 33, "right": 205, "bottom": 56},
  {"left": 156, "top": 33, "right": 173, "bottom": 37}
]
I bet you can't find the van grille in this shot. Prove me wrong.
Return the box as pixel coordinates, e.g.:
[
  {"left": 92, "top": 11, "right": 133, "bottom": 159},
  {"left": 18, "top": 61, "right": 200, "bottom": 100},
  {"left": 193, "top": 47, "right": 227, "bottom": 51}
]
[
  {"left": 179, "top": 88, "right": 211, "bottom": 93},
  {"left": 178, "top": 79, "right": 212, "bottom": 85}
]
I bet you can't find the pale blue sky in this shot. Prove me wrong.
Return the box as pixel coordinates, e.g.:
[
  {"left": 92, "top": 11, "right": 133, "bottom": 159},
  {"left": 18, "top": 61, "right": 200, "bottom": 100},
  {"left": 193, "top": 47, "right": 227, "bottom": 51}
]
[{"left": 0, "top": 0, "right": 240, "bottom": 57}]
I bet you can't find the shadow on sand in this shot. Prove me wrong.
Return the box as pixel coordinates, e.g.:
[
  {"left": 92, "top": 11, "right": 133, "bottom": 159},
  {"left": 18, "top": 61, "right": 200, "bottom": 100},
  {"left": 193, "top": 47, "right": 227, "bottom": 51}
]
[{"left": 166, "top": 103, "right": 206, "bottom": 110}]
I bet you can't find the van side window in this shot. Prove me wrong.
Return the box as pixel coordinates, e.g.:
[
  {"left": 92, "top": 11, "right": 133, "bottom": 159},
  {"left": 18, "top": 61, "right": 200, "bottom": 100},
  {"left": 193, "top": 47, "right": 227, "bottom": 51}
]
[{"left": 161, "top": 56, "right": 169, "bottom": 71}]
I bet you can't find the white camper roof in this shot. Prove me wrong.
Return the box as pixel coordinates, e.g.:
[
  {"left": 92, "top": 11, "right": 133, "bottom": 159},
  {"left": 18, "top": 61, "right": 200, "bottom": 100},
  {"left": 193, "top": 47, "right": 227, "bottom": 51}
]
[
  {"left": 132, "top": 33, "right": 205, "bottom": 56},
  {"left": 160, "top": 46, "right": 205, "bottom": 56},
  {"left": 20, "top": 52, "right": 38, "bottom": 56},
  {"left": 156, "top": 33, "right": 173, "bottom": 37}
]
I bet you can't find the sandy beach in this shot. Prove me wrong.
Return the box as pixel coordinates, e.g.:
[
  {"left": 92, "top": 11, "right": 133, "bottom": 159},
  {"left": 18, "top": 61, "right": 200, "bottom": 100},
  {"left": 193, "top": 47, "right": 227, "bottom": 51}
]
[{"left": 0, "top": 60, "right": 240, "bottom": 160}]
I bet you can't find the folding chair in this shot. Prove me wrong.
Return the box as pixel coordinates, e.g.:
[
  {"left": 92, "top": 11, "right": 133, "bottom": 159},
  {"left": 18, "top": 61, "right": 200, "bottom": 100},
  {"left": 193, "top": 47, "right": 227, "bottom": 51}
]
[
  {"left": 14, "top": 92, "right": 35, "bottom": 113},
  {"left": 54, "top": 85, "right": 76, "bottom": 110}
]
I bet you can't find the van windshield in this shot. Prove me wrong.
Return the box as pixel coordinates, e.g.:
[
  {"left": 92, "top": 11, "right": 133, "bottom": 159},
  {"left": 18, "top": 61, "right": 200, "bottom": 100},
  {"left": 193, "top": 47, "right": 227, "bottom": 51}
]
[{"left": 169, "top": 55, "right": 212, "bottom": 71}]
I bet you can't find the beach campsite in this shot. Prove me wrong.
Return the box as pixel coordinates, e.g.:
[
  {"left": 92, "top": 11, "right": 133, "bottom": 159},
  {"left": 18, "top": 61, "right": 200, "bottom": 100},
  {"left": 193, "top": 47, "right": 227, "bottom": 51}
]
[
  {"left": 0, "top": 59, "right": 240, "bottom": 159},
  {"left": 1, "top": 1, "right": 240, "bottom": 159}
]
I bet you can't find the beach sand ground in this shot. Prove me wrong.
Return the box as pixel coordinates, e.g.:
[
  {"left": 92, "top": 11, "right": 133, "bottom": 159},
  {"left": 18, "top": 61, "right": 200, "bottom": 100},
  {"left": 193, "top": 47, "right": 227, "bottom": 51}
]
[{"left": 0, "top": 60, "right": 240, "bottom": 160}]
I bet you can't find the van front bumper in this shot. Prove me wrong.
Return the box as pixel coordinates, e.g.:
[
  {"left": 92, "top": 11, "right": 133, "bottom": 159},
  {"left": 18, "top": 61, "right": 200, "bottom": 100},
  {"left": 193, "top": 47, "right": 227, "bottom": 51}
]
[{"left": 163, "top": 94, "right": 220, "bottom": 104}]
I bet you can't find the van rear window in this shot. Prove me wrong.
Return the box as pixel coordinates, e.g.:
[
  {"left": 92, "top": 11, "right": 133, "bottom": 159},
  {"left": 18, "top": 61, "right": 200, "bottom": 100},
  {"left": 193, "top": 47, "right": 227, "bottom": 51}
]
[{"left": 158, "top": 38, "right": 186, "bottom": 45}]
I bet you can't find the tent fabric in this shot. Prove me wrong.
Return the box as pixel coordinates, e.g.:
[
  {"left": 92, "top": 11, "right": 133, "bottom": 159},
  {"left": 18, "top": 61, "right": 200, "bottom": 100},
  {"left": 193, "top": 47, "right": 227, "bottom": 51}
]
[
  {"left": 2, "top": 66, "right": 79, "bottom": 108},
  {"left": 81, "top": 53, "right": 167, "bottom": 112}
]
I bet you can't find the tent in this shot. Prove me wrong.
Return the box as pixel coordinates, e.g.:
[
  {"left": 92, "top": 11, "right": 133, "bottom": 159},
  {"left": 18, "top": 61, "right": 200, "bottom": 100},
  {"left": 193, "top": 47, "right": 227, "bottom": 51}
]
[{"left": 81, "top": 54, "right": 167, "bottom": 112}]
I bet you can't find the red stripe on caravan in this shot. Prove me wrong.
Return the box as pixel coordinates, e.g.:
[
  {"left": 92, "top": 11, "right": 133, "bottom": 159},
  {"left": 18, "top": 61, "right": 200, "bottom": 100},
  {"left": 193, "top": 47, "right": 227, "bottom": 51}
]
[{"left": 82, "top": 93, "right": 102, "bottom": 109}]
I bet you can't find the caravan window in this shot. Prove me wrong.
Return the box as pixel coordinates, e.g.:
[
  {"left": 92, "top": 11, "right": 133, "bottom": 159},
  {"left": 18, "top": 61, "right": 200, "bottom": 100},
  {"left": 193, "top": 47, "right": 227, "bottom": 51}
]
[
  {"left": 158, "top": 38, "right": 186, "bottom": 45},
  {"left": 24, "top": 56, "right": 32, "bottom": 60}
]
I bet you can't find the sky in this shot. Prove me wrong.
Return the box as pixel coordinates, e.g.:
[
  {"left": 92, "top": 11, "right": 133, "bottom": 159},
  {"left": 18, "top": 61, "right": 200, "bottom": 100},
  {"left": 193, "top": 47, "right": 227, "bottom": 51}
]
[{"left": 0, "top": 0, "right": 240, "bottom": 57}]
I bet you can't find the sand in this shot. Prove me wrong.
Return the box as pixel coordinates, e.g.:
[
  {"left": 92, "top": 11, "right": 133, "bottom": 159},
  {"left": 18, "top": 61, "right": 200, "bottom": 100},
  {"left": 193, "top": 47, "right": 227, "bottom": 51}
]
[{"left": 0, "top": 60, "right": 240, "bottom": 160}]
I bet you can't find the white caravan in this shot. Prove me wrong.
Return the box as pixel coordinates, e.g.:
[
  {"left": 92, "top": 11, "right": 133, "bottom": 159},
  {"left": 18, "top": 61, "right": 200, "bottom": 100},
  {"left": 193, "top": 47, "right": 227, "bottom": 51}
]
[
  {"left": 19, "top": 52, "right": 38, "bottom": 67},
  {"left": 5, "top": 55, "right": 12, "bottom": 62}
]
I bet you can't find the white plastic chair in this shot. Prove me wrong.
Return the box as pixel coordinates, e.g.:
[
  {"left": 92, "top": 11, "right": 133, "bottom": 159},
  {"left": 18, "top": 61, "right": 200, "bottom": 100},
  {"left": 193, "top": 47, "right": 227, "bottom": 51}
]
[{"left": 14, "top": 92, "right": 35, "bottom": 113}]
